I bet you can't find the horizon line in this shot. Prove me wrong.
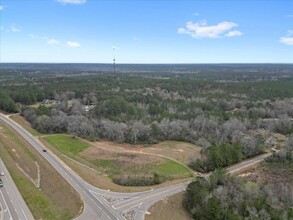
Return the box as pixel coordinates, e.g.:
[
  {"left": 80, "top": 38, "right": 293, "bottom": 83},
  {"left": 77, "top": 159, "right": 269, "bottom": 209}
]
[{"left": 1, "top": 62, "right": 293, "bottom": 65}]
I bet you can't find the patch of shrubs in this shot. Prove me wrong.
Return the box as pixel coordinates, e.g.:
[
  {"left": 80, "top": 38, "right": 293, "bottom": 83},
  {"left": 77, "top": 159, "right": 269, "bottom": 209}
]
[{"left": 113, "top": 173, "right": 162, "bottom": 186}]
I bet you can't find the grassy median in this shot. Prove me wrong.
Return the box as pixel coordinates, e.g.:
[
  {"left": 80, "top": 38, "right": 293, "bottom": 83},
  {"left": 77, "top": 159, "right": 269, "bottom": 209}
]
[{"left": 0, "top": 121, "right": 83, "bottom": 220}]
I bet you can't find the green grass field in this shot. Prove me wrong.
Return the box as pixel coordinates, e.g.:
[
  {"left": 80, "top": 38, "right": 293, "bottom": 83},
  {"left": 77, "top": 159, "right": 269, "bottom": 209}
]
[
  {"left": 155, "top": 160, "right": 192, "bottom": 177},
  {"left": 44, "top": 134, "right": 90, "bottom": 156}
]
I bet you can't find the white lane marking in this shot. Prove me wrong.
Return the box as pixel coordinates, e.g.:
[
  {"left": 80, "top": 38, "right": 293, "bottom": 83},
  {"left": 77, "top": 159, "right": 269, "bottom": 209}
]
[
  {"left": 111, "top": 196, "right": 139, "bottom": 207},
  {"left": 88, "top": 190, "right": 113, "bottom": 219},
  {"left": 0, "top": 190, "right": 12, "bottom": 220},
  {"left": 1, "top": 116, "right": 123, "bottom": 219},
  {"left": 0, "top": 200, "right": 4, "bottom": 220},
  {"left": 0, "top": 161, "right": 29, "bottom": 220},
  {"left": 114, "top": 185, "right": 185, "bottom": 210},
  {"left": 21, "top": 208, "right": 28, "bottom": 220},
  {"left": 123, "top": 202, "right": 142, "bottom": 213},
  {"left": 120, "top": 203, "right": 142, "bottom": 220}
]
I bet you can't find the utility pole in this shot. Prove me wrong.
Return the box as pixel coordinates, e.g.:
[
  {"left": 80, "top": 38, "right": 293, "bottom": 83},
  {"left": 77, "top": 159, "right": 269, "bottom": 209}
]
[{"left": 113, "top": 47, "right": 116, "bottom": 74}]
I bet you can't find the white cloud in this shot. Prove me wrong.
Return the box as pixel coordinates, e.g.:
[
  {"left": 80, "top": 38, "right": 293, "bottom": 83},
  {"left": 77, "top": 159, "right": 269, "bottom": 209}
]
[
  {"left": 279, "top": 30, "right": 293, "bottom": 46},
  {"left": 29, "top": 34, "right": 48, "bottom": 40},
  {"left": 67, "top": 41, "right": 81, "bottom": 47},
  {"left": 286, "top": 14, "right": 293, "bottom": 18},
  {"left": 0, "top": 5, "right": 3, "bottom": 11},
  {"left": 178, "top": 20, "right": 242, "bottom": 39},
  {"left": 226, "top": 30, "right": 243, "bottom": 37},
  {"left": 193, "top": 12, "right": 200, "bottom": 16},
  {"left": 56, "top": 0, "right": 86, "bottom": 4},
  {"left": 280, "top": 37, "right": 293, "bottom": 45},
  {"left": 10, "top": 25, "right": 21, "bottom": 32},
  {"left": 29, "top": 34, "right": 62, "bottom": 46},
  {"left": 47, "top": 38, "right": 61, "bottom": 45}
]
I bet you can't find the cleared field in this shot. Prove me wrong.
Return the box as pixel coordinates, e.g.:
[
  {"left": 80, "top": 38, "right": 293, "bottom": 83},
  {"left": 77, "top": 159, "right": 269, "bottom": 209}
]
[
  {"left": 43, "top": 134, "right": 193, "bottom": 191},
  {"left": 145, "top": 141, "right": 202, "bottom": 165},
  {"left": 145, "top": 192, "right": 192, "bottom": 220},
  {"left": 0, "top": 122, "right": 83, "bottom": 220},
  {"left": 9, "top": 114, "right": 41, "bottom": 136},
  {"left": 79, "top": 145, "right": 191, "bottom": 178},
  {"left": 94, "top": 140, "right": 202, "bottom": 165}
]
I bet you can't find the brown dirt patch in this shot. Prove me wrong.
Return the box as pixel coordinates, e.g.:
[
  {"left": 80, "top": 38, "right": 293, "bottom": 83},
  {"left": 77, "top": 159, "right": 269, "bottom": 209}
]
[
  {"left": 92, "top": 140, "right": 201, "bottom": 165},
  {"left": 79, "top": 145, "right": 162, "bottom": 166},
  {"left": 146, "top": 192, "right": 192, "bottom": 220}
]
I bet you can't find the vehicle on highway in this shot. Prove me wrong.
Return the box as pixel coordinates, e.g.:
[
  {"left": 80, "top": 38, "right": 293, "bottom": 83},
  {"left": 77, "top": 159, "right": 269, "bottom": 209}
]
[
  {"left": 0, "top": 172, "right": 4, "bottom": 176},
  {"left": 0, "top": 179, "right": 3, "bottom": 187},
  {"left": 43, "top": 149, "right": 47, "bottom": 152}
]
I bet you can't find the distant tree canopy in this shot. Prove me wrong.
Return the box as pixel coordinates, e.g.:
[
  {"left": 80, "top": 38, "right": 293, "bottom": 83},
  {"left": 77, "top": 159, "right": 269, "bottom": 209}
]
[
  {"left": 93, "top": 96, "right": 142, "bottom": 122},
  {"left": 0, "top": 91, "right": 18, "bottom": 113},
  {"left": 1, "top": 64, "right": 293, "bottom": 159}
]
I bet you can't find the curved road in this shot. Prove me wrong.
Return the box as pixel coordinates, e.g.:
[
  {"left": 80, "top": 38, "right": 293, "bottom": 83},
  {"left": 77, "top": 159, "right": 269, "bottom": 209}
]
[
  {"left": 0, "top": 114, "right": 121, "bottom": 220},
  {"left": 0, "top": 113, "right": 273, "bottom": 220}
]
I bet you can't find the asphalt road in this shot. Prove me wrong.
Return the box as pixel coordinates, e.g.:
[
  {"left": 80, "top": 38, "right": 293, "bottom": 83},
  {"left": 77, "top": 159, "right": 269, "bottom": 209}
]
[
  {"left": 0, "top": 114, "right": 122, "bottom": 220},
  {"left": 0, "top": 113, "right": 274, "bottom": 220},
  {"left": 0, "top": 159, "right": 34, "bottom": 220},
  {"left": 82, "top": 148, "right": 273, "bottom": 220}
]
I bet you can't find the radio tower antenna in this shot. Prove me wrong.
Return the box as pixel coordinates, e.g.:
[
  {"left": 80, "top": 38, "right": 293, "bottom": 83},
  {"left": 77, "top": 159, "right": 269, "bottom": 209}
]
[{"left": 113, "top": 47, "right": 116, "bottom": 74}]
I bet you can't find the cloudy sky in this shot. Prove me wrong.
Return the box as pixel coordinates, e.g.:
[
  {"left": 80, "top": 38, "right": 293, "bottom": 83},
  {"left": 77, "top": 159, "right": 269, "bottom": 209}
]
[{"left": 0, "top": 0, "right": 292, "bottom": 63}]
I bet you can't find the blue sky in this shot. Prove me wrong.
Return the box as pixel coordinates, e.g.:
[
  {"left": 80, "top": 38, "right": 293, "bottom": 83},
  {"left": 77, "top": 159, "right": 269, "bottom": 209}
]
[{"left": 0, "top": 0, "right": 292, "bottom": 63}]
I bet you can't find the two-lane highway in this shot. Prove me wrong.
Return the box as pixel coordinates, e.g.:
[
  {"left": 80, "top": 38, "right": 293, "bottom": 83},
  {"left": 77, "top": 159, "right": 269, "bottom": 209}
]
[{"left": 0, "top": 158, "right": 34, "bottom": 220}]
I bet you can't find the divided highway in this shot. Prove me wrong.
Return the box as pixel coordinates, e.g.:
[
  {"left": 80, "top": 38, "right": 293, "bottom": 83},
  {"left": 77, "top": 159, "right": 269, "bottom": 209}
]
[
  {"left": 0, "top": 159, "right": 34, "bottom": 220},
  {"left": 0, "top": 114, "right": 122, "bottom": 220},
  {"left": 0, "top": 113, "right": 273, "bottom": 220}
]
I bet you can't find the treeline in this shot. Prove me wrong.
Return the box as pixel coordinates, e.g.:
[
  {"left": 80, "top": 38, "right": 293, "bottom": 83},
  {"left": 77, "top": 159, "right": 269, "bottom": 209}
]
[
  {"left": 8, "top": 87, "right": 52, "bottom": 105},
  {"left": 0, "top": 86, "right": 51, "bottom": 112},
  {"left": 21, "top": 102, "right": 281, "bottom": 149},
  {"left": 183, "top": 169, "right": 293, "bottom": 220},
  {"left": 190, "top": 136, "right": 265, "bottom": 172},
  {"left": 0, "top": 91, "right": 18, "bottom": 113}
]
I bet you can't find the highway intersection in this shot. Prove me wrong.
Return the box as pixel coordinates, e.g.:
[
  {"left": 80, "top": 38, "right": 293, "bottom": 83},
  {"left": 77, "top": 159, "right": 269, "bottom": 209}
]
[{"left": 0, "top": 113, "right": 272, "bottom": 220}]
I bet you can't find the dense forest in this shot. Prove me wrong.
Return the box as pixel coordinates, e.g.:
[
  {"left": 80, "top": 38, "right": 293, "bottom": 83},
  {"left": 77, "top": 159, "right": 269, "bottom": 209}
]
[
  {"left": 1, "top": 63, "right": 293, "bottom": 218},
  {"left": 0, "top": 64, "right": 293, "bottom": 173},
  {"left": 184, "top": 136, "right": 293, "bottom": 219}
]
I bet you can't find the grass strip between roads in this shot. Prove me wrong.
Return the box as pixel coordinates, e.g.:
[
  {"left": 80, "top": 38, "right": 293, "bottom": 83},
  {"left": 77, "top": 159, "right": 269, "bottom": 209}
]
[{"left": 0, "top": 121, "right": 83, "bottom": 220}]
